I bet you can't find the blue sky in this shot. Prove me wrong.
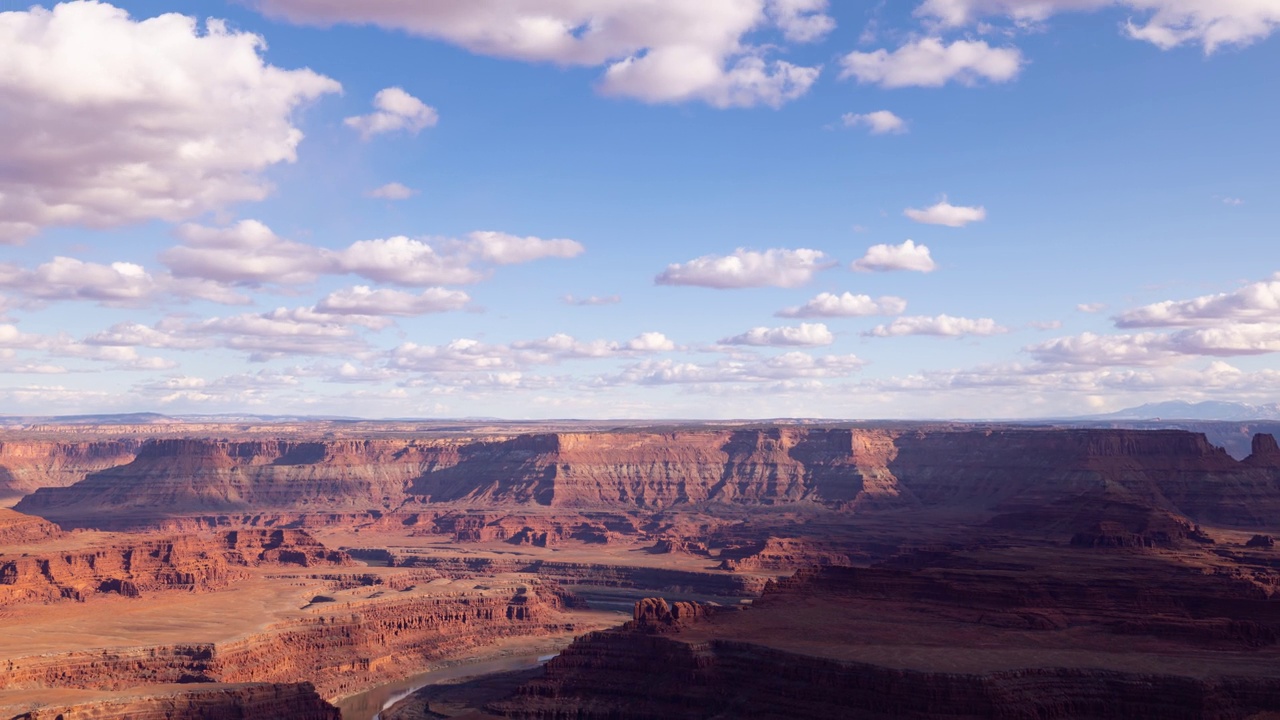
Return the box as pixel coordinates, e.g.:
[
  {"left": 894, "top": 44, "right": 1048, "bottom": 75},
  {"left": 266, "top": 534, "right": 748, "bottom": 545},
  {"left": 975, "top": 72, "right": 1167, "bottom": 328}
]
[{"left": 0, "top": 0, "right": 1277, "bottom": 419}]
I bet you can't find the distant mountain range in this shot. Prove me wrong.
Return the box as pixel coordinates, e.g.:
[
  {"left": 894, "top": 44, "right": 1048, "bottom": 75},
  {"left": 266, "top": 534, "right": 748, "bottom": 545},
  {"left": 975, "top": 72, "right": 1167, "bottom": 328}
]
[{"left": 1078, "top": 401, "right": 1280, "bottom": 422}]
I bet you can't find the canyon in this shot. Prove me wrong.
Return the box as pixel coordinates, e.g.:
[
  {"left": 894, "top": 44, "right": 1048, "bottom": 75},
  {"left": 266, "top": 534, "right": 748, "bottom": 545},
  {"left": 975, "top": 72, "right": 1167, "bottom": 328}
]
[{"left": 0, "top": 420, "right": 1278, "bottom": 718}]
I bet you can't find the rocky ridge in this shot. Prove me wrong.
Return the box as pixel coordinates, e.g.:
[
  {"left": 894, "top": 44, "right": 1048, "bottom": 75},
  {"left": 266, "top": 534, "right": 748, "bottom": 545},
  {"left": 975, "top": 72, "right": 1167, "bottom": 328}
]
[
  {"left": 15, "top": 429, "right": 1280, "bottom": 530},
  {"left": 0, "top": 527, "right": 350, "bottom": 606},
  {"left": 493, "top": 562, "right": 1280, "bottom": 719},
  {"left": 1, "top": 682, "right": 339, "bottom": 720}
]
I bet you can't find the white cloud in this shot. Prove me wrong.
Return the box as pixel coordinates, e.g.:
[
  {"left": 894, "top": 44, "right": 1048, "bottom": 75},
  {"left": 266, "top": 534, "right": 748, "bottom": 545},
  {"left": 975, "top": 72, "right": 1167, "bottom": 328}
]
[
  {"left": 852, "top": 240, "right": 937, "bottom": 273},
  {"left": 85, "top": 322, "right": 213, "bottom": 350},
  {"left": 467, "top": 231, "right": 585, "bottom": 265},
  {"left": 904, "top": 198, "right": 987, "bottom": 227},
  {"left": 391, "top": 331, "right": 673, "bottom": 374},
  {"left": 1077, "top": 302, "right": 1109, "bottom": 313},
  {"left": 182, "top": 308, "right": 374, "bottom": 360},
  {"left": 602, "top": 52, "right": 820, "bottom": 109},
  {"left": 915, "top": 0, "right": 1280, "bottom": 53},
  {"left": 1029, "top": 322, "right": 1280, "bottom": 367},
  {"left": 768, "top": 0, "right": 837, "bottom": 42},
  {"left": 511, "top": 332, "right": 676, "bottom": 359},
  {"left": 0, "top": 257, "right": 154, "bottom": 303},
  {"left": 1, "top": 322, "right": 179, "bottom": 370},
  {"left": 1222, "top": 196, "right": 1245, "bottom": 206},
  {"left": 626, "top": 332, "right": 678, "bottom": 352},
  {"left": 841, "top": 110, "right": 908, "bottom": 134},
  {"left": 163, "top": 220, "right": 329, "bottom": 286},
  {"left": 1114, "top": 279, "right": 1280, "bottom": 327},
  {"left": 721, "top": 323, "right": 834, "bottom": 347},
  {"left": 656, "top": 248, "right": 833, "bottom": 288},
  {"left": 613, "top": 351, "right": 863, "bottom": 385},
  {"left": 249, "top": 0, "right": 825, "bottom": 108},
  {"left": 562, "top": 294, "right": 622, "bottom": 306},
  {"left": 777, "top": 292, "right": 908, "bottom": 318},
  {"left": 1171, "top": 323, "right": 1280, "bottom": 356},
  {"left": 866, "top": 314, "right": 1009, "bottom": 337},
  {"left": 367, "top": 182, "right": 417, "bottom": 200},
  {"left": 315, "top": 285, "right": 470, "bottom": 316},
  {"left": 0, "top": 2, "right": 340, "bottom": 243},
  {"left": 839, "top": 37, "right": 1022, "bottom": 88},
  {"left": 345, "top": 87, "right": 438, "bottom": 139},
  {"left": 1026, "top": 331, "right": 1178, "bottom": 366},
  {"left": 170, "top": 226, "right": 586, "bottom": 291}
]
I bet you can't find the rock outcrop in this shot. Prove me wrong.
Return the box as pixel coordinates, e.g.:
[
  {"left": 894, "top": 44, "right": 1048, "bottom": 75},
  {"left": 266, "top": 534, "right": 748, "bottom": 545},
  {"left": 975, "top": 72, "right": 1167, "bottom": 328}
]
[
  {"left": 0, "top": 582, "right": 579, "bottom": 701},
  {"left": 0, "top": 439, "right": 140, "bottom": 497},
  {"left": 17, "top": 429, "right": 1280, "bottom": 530},
  {"left": 0, "top": 529, "right": 350, "bottom": 606},
  {"left": 0, "top": 509, "right": 62, "bottom": 545},
  {"left": 493, "top": 563, "right": 1280, "bottom": 719},
  {"left": 2, "top": 682, "right": 339, "bottom": 720}
]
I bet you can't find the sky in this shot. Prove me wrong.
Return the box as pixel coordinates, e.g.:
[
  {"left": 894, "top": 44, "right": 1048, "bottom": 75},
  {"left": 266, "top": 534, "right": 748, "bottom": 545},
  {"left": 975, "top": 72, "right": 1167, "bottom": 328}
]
[{"left": 0, "top": 0, "right": 1278, "bottom": 420}]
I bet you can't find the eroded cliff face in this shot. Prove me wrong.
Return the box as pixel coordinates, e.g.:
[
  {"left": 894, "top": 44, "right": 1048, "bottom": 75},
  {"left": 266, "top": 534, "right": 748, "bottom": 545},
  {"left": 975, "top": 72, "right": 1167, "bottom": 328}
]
[
  {"left": 15, "top": 429, "right": 1280, "bottom": 529},
  {"left": 0, "top": 528, "right": 350, "bottom": 606},
  {"left": 0, "top": 509, "right": 62, "bottom": 545},
  {"left": 492, "top": 562, "right": 1280, "bottom": 719},
  {"left": 0, "top": 582, "right": 578, "bottom": 701},
  {"left": 3, "top": 682, "right": 340, "bottom": 720},
  {"left": 0, "top": 440, "right": 140, "bottom": 497},
  {"left": 497, "top": 632, "right": 1280, "bottom": 720}
]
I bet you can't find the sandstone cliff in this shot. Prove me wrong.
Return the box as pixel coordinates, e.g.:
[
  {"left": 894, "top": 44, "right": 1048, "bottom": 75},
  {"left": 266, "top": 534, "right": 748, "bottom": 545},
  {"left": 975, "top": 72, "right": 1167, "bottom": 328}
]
[
  {"left": 0, "top": 509, "right": 62, "bottom": 545},
  {"left": 15, "top": 429, "right": 1280, "bottom": 530},
  {"left": 0, "top": 581, "right": 579, "bottom": 701},
  {"left": 1, "top": 682, "right": 339, "bottom": 720},
  {"left": 0, "top": 528, "right": 350, "bottom": 606},
  {"left": 492, "top": 563, "right": 1280, "bottom": 719},
  {"left": 0, "top": 439, "right": 140, "bottom": 498}
]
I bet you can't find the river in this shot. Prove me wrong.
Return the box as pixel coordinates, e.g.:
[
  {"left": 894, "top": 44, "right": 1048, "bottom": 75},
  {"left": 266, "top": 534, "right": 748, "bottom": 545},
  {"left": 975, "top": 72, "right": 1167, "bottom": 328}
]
[{"left": 335, "top": 652, "right": 559, "bottom": 720}]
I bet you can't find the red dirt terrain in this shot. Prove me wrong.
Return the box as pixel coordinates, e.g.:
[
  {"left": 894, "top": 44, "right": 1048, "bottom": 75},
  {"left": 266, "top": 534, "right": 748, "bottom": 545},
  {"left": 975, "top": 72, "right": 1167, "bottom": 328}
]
[{"left": 1, "top": 422, "right": 1279, "bottom": 718}]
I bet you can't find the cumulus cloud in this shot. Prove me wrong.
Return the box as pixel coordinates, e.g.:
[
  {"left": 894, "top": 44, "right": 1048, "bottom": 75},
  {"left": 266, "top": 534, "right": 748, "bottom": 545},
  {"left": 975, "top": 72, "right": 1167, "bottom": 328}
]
[
  {"left": 839, "top": 38, "right": 1022, "bottom": 88},
  {"left": 248, "top": 0, "right": 827, "bottom": 108},
  {"left": 467, "top": 231, "right": 585, "bottom": 265},
  {"left": 1171, "top": 323, "right": 1280, "bottom": 356},
  {"left": 1, "top": 322, "right": 179, "bottom": 370},
  {"left": 1026, "top": 331, "right": 1179, "bottom": 366},
  {"left": 163, "top": 223, "right": 583, "bottom": 288},
  {"left": 315, "top": 285, "right": 470, "bottom": 316},
  {"left": 345, "top": 87, "right": 438, "bottom": 139},
  {"left": 720, "top": 323, "right": 834, "bottom": 347},
  {"left": 163, "top": 220, "right": 329, "bottom": 286},
  {"left": 777, "top": 292, "right": 908, "bottom": 318},
  {"left": 904, "top": 198, "right": 987, "bottom": 227},
  {"left": 1077, "top": 302, "right": 1108, "bottom": 313},
  {"left": 768, "top": 0, "right": 837, "bottom": 42},
  {"left": 613, "top": 351, "right": 864, "bottom": 385},
  {"left": 0, "top": 257, "right": 154, "bottom": 303},
  {"left": 841, "top": 110, "right": 908, "bottom": 134},
  {"left": 337, "top": 232, "right": 583, "bottom": 286},
  {"left": 0, "top": 2, "right": 340, "bottom": 243},
  {"left": 178, "top": 308, "right": 375, "bottom": 360},
  {"left": 914, "top": 0, "right": 1280, "bottom": 53},
  {"left": 864, "top": 359, "right": 1280, "bottom": 407},
  {"left": 866, "top": 315, "right": 1009, "bottom": 337},
  {"left": 1114, "top": 279, "right": 1280, "bottom": 327},
  {"left": 511, "top": 332, "right": 677, "bottom": 359},
  {"left": 656, "top": 248, "right": 833, "bottom": 288},
  {"left": 390, "top": 331, "right": 674, "bottom": 373},
  {"left": 367, "top": 182, "right": 417, "bottom": 200},
  {"left": 852, "top": 240, "right": 937, "bottom": 273}
]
